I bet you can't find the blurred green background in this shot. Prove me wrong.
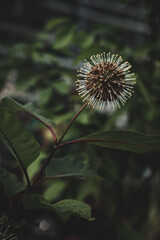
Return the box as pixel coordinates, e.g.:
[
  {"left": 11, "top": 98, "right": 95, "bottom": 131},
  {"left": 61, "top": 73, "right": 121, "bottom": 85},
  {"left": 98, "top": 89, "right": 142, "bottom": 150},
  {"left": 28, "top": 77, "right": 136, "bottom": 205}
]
[{"left": 0, "top": 0, "right": 160, "bottom": 239}]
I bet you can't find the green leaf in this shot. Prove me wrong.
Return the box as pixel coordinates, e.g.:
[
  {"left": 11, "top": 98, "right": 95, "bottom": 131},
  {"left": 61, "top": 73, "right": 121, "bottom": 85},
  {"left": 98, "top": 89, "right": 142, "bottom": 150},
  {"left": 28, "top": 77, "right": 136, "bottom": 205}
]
[
  {"left": 76, "top": 31, "right": 94, "bottom": 49},
  {"left": 0, "top": 108, "right": 40, "bottom": 168},
  {"left": 78, "top": 131, "right": 160, "bottom": 153},
  {"left": 23, "top": 193, "right": 94, "bottom": 221},
  {"left": 43, "top": 180, "right": 67, "bottom": 202},
  {"left": 0, "top": 166, "right": 25, "bottom": 195},
  {"left": 46, "top": 155, "right": 103, "bottom": 181},
  {"left": 76, "top": 181, "right": 101, "bottom": 203},
  {"left": 23, "top": 193, "right": 53, "bottom": 211},
  {"left": 53, "top": 26, "right": 75, "bottom": 50},
  {"left": 46, "top": 18, "right": 69, "bottom": 30},
  {"left": 53, "top": 199, "right": 95, "bottom": 221},
  {"left": 32, "top": 52, "right": 57, "bottom": 64},
  {"left": 27, "top": 152, "right": 46, "bottom": 180},
  {"left": 0, "top": 97, "right": 55, "bottom": 127}
]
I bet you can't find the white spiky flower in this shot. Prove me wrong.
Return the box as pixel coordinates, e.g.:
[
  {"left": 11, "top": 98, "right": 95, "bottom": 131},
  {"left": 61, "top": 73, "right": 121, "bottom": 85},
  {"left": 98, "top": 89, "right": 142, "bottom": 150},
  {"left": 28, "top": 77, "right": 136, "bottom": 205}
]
[{"left": 76, "top": 52, "right": 136, "bottom": 110}]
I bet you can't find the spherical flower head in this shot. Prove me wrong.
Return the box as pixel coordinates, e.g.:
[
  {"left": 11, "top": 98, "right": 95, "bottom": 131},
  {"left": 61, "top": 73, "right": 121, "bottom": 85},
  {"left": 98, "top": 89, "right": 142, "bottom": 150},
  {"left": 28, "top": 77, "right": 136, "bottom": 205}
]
[{"left": 76, "top": 52, "right": 136, "bottom": 110}]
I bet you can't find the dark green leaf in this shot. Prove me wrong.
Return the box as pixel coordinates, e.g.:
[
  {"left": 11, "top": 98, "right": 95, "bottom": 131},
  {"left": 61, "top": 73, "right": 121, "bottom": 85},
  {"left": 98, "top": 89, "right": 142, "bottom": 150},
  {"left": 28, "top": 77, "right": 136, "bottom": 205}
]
[
  {"left": 78, "top": 131, "right": 160, "bottom": 153},
  {"left": 23, "top": 193, "right": 54, "bottom": 211},
  {"left": 0, "top": 108, "right": 40, "bottom": 168},
  {"left": 0, "top": 97, "right": 55, "bottom": 127},
  {"left": 23, "top": 193, "right": 94, "bottom": 220},
  {"left": 46, "top": 155, "right": 103, "bottom": 181},
  {"left": 0, "top": 166, "right": 25, "bottom": 195},
  {"left": 53, "top": 199, "right": 95, "bottom": 221}
]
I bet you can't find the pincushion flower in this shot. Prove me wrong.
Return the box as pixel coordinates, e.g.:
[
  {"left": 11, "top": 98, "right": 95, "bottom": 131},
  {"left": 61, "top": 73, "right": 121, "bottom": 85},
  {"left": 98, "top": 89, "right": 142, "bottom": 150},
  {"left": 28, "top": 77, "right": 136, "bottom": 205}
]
[
  {"left": 0, "top": 224, "right": 17, "bottom": 240},
  {"left": 76, "top": 52, "right": 136, "bottom": 110}
]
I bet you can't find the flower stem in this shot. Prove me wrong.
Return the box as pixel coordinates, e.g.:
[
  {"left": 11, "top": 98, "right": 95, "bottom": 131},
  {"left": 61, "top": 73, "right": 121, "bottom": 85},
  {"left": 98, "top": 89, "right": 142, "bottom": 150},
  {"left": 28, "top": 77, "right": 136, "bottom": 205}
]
[
  {"left": 32, "top": 146, "right": 57, "bottom": 185},
  {"left": 32, "top": 102, "right": 88, "bottom": 185},
  {"left": 57, "top": 102, "right": 88, "bottom": 145}
]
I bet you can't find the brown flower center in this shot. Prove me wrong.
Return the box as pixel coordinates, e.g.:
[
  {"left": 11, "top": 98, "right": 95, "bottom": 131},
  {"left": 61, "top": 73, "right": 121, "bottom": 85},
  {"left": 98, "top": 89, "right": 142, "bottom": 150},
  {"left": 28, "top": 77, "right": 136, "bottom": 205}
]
[{"left": 86, "top": 62, "right": 125, "bottom": 102}]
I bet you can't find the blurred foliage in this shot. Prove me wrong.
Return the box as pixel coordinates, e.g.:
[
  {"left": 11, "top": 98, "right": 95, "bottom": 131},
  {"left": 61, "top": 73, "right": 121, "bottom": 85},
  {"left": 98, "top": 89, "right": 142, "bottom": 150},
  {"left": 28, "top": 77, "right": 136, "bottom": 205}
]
[{"left": 0, "top": 0, "right": 160, "bottom": 239}]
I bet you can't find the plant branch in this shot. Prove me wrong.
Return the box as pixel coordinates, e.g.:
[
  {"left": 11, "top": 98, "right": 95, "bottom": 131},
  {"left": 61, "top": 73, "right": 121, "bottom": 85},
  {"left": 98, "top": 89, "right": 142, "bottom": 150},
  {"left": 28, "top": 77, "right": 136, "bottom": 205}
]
[
  {"left": 33, "top": 176, "right": 58, "bottom": 186},
  {"left": 41, "top": 122, "right": 57, "bottom": 145},
  {"left": 25, "top": 111, "right": 57, "bottom": 145},
  {"left": 34, "top": 137, "right": 142, "bottom": 185},
  {"left": 32, "top": 146, "right": 58, "bottom": 185},
  {"left": 32, "top": 102, "right": 88, "bottom": 185},
  {"left": 57, "top": 138, "right": 144, "bottom": 149},
  {"left": 57, "top": 102, "right": 88, "bottom": 145}
]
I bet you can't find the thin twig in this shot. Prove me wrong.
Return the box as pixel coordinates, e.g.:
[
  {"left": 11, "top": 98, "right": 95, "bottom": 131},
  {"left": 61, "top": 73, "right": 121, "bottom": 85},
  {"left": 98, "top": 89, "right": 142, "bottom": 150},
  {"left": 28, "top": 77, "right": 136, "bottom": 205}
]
[
  {"left": 24, "top": 111, "right": 57, "bottom": 145},
  {"left": 57, "top": 138, "right": 144, "bottom": 149},
  {"left": 33, "top": 176, "right": 57, "bottom": 186},
  {"left": 32, "top": 102, "right": 88, "bottom": 185},
  {"left": 32, "top": 147, "right": 58, "bottom": 185},
  {"left": 57, "top": 102, "right": 88, "bottom": 144}
]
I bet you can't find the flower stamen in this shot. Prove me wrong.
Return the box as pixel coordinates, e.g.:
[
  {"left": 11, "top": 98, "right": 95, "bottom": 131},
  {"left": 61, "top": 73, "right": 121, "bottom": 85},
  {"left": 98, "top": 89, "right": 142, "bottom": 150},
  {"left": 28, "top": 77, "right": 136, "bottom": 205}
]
[{"left": 76, "top": 52, "right": 136, "bottom": 110}]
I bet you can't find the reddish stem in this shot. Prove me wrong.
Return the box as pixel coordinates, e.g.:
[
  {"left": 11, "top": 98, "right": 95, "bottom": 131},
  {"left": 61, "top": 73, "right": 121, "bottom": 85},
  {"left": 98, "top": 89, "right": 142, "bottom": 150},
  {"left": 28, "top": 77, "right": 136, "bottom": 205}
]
[
  {"left": 57, "top": 102, "right": 88, "bottom": 144},
  {"left": 33, "top": 176, "right": 57, "bottom": 186},
  {"left": 57, "top": 138, "right": 143, "bottom": 149},
  {"left": 25, "top": 111, "right": 57, "bottom": 145},
  {"left": 44, "top": 124, "right": 57, "bottom": 145},
  {"left": 32, "top": 102, "right": 88, "bottom": 185},
  {"left": 33, "top": 138, "right": 139, "bottom": 186},
  {"left": 32, "top": 147, "right": 58, "bottom": 185}
]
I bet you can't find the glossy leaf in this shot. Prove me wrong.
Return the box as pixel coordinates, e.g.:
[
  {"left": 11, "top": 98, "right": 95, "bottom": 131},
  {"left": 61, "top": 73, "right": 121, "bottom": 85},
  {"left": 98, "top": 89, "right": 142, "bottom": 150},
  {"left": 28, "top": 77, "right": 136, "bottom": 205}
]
[
  {"left": 46, "top": 155, "right": 103, "bottom": 181},
  {"left": 78, "top": 131, "right": 160, "bottom": 153},
  {"left": 0, "top": 167, "right": 25, "bottom": 195},
  {"left": 0, "top": 97, "right": 55, "bottom": 127},
  {"left": 0, "top": 108, "right": 40, "bottom": 168},
  {"left": 23, "top": 193, "right": 94, "bottom": 220}
]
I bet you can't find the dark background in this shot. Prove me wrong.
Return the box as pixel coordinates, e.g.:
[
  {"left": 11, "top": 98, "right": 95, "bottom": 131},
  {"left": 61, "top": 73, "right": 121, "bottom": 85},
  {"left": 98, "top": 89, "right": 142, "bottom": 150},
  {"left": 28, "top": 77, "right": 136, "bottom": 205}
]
[{"left": 0, "top": 0, "right": 160, "bottom": 239}]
